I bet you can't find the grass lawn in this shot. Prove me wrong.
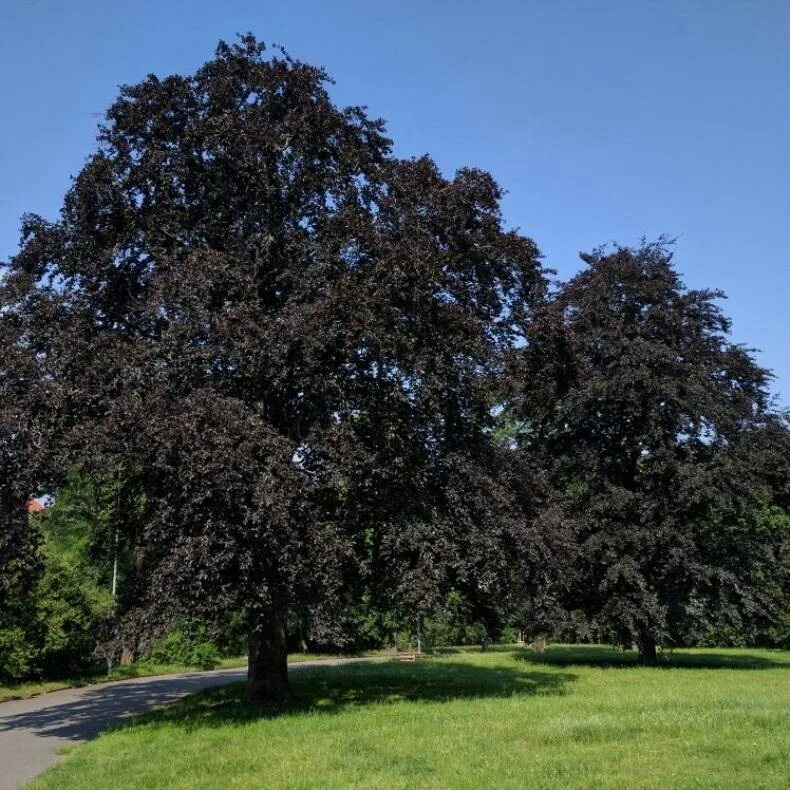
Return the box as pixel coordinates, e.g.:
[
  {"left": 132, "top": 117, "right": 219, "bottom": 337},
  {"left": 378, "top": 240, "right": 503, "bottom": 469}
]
[
  {"left": 30, "top": 645, "right": 789, "bottom": 789},
  {"left": 0, "top": 652, "right": 383, "bottom": 703}
]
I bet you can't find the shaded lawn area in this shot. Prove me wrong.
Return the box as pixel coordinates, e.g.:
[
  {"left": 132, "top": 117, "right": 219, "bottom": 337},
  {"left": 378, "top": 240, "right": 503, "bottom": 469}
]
[
  {"left": 524, "top": 642, "right": 790, "bottom": 670},
  {"left": 29, "top": 646, "right": 789, "bottom": 789}
]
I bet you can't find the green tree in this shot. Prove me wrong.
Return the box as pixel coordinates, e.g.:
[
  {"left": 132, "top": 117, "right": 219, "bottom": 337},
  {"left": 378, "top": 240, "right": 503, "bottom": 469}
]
[{"left": 0, "top": 476, "right": 118, "bottom": 682}]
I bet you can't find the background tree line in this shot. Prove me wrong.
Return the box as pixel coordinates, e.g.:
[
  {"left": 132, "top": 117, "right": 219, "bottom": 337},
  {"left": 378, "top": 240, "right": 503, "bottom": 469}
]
[{"left": 1, "top": 37, "right": 788, "bottom": 696}]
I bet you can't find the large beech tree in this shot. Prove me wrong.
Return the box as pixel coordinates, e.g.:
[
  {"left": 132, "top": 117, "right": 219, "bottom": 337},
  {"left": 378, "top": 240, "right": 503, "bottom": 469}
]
[
  {"left": 513, "top": 242, "right": 786, "bottom": 663},
  {"left": 1, "top": 37, "right": 543, "bottom": 700}
]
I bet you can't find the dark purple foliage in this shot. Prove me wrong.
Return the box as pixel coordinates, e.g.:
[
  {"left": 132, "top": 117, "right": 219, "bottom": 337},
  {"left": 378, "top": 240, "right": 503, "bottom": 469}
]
[
  {"left": 1, "top": 37, "right": 544, "bottom": 700},
  {"left": 512, "top": 241, "right": 787, "bottom": 661}
]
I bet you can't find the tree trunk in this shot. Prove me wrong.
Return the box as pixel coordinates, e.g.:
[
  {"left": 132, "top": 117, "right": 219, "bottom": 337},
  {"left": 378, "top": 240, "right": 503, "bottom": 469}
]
[
  {"left": 247, "top": 606, "right": 290, "bottom": 704},
  {"left": 637, "top": 634, "right": 658, "bottom": 666},
  {"left": 120, "top": 647, "right": 135, "bottom": 665}
]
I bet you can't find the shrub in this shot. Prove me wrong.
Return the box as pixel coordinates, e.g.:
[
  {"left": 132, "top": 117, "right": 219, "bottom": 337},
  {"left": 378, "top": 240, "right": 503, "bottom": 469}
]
[
  {"left": 498, "top": 626, "right": 519, "bottom": 644},
  {"left": 421, "top": 591, "right": 490, "bottom": 648},
  {"left": 214, "top": 611, "right": 248, "bottom": 657},
  {"left": 766, "top": 612, "right": 790, "bottom": 649},
  {"left": 149, "top": 621, "right": 220, "bottom": 669},
  {"left": 35, "top": 553, "right": 114, "bottom": 677},
  {"left": 0, "top": 627, "right": 37, "bottom": 682}
]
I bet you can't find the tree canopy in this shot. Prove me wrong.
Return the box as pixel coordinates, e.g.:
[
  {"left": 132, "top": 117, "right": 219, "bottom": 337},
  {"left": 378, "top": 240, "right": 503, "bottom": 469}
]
[
  {"left": 3, "top": 38, "right": 788, "bottom": 694},
  {"left": 512, "top": 242, "right": 786, "bottom": 661},
  {"left": 0, "top": 36, "right": 544, "bottom": 700}
]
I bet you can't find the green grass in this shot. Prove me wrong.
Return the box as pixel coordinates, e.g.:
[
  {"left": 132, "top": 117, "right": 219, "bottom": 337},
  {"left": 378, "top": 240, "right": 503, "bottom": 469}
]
[
  {"left": 30, "top": 644, "right": 790, "bottom": 789},
  {"left": 0, "top": 678, "right": 80, "bottom": 702},
  {"left": 0, "top": 652, "right": 386, "bottom": 703}
]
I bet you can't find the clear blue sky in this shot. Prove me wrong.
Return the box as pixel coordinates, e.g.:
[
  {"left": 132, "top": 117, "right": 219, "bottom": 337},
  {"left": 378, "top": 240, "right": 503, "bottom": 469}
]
[{"left": 2, "top": 0, "right": 788, "bottom": 401}]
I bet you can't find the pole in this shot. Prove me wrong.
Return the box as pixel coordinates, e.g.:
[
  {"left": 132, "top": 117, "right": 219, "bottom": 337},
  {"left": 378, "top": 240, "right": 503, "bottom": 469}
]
[
  {"left": 112, "top": 469, "right": 120, "bottom": 598},
  {"left": 111, "top": 527, "right": 118, "bottom": 598}
]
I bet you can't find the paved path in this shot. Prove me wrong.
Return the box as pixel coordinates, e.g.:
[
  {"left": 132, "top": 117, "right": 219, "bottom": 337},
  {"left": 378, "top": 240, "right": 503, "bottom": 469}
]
[{"left": 0, "top": 658, "right": 370, "bottom": 789}]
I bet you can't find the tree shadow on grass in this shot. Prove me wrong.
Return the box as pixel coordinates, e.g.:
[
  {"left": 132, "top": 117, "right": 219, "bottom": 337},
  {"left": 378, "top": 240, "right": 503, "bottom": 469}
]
[
  {"left": 0, "top": 660, "right": 575, "bottom": 741},
  {"left": 148, "top": 659, "right": 577, "bottom": 732},
  {"left": 519, "top": 645, "right": 789, "bottom": 670},
  {"left": 303, "top": 659, "right": 573, "bottom": 706}
]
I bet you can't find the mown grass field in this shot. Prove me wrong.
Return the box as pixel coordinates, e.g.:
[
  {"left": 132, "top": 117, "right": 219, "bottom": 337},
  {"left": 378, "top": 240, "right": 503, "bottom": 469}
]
[{"left": 32, "top": 645, "right": 790, "bottom": 789}]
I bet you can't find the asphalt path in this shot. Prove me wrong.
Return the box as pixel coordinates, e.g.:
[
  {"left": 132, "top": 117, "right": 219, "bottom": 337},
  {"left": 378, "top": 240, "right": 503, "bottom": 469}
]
[{"left": 0, "top": 658, "right": 370, "bottom": 789}]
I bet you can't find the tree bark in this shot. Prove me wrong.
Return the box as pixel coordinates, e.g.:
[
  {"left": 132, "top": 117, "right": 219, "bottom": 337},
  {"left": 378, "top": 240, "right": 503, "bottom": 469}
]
[
  {"left": 247, "top": 606, "right": 290, "bottom": 704},
  {"left": 637, "top": 634, "right": 658, "bottom": 666}
]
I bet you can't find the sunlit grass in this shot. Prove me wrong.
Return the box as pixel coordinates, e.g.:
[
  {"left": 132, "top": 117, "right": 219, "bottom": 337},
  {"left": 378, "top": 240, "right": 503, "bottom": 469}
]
[
  {"left": 31, "top": 645, "right": 790, "bottom": 789},
  {"left": 0, "top": 678, "right": 77, "bottom": 703}
]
